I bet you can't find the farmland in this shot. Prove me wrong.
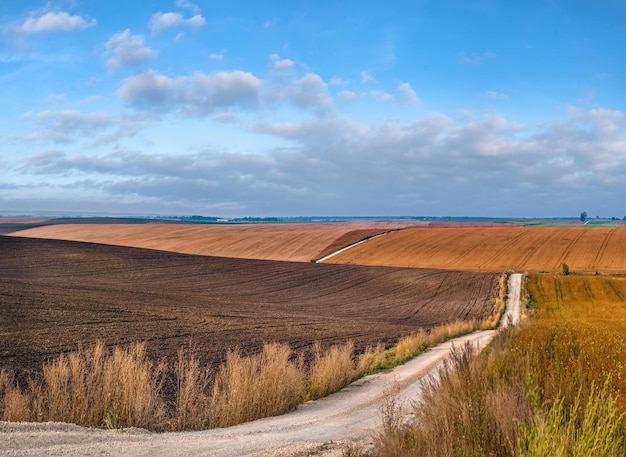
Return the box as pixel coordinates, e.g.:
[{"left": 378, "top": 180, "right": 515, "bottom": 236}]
[
  {"left": 374, "top": 273, "right": 626, "bottom": 456},
  {"left": 8, "top": 220, "right": 421, "bottom": 262},
  {"left": 519, "top": 273, "right": 626, "bottom": 408},
  {"left": 0, "top": 235, "right": 499, "bottom": 393},
  {"left": 325, "top": 226, "right": 626, "bottom": 273}
]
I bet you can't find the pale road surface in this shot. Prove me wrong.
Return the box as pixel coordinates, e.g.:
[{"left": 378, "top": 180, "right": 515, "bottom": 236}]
[
  {"left": 1, "top": 274, "right": 523, "bottom": 457},
  {"left": 315, "top": 231, "right": 394, "bottom": 263}
]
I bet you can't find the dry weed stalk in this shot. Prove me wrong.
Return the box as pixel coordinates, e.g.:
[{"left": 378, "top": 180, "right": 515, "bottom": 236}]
[
  {"left": 208, "top": 342, "right": 304, "bottom": 428},
  {"left": 307, "top": 341, "right": 356, "bottom": 400}
]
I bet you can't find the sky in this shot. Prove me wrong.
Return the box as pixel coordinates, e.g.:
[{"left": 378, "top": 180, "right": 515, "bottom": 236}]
[{"left": 1, "top": 1, "right": 625, "bottom": 218}]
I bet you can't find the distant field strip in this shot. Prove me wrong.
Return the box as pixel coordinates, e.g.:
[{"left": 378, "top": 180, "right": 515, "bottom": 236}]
[
  {"left": 8, "top": 222, "right": 418, "bottom": 262},
  {"left": 325, "top": 227, "right": 626, "bottom": 273}
]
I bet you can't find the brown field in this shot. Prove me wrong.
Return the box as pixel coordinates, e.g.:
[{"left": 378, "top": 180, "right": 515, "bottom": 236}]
[
  {"left": 325, "top": 226, "right": 626, "bottom": 273},
  {"left": 8, "top": 221, "right": 421, "bottom": 262},
  {"left": 0, "top": 236, "right": 499, "bottom": 390}
]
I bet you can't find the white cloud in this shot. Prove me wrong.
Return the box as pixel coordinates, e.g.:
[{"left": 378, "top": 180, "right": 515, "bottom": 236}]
[
  {"left": 209, "top": 52, "right": 225, "bottom": 60},
  {"left": 149, "top": 11, "right": 206, "bottom": 33},
  {"left": 23, "top": 110, "right": 151, "bottom": 147},
  {"left": 118, "top": 70, "right": 260, "bottom": 114},
  {"left": 329, "top": 77, "right": 347, "bottom": 86},
  {"left": 370, "top": 83, "right": 419, "bottom": 105},
  {"left": 264, "top": 18, "right": 277, "bottom": 28},
  {"left": 25, "top": 110, "right": 114, "bottom": 144},
  {"left": 104, "top": 29, "right": 156, "bottom": 70},
  {"left": 214, "top": 112, "right": 240, "bottom": 124},
  {"left": 336, "top": 90, "right": 356, "bottom": 102},
  {"left": 175, "top": 0, "right": 201, "bottom": 14},
  {"left": 18, "top": 11, "right": 96, "bottom": 33},
  {"left": 370, "top": 90, "right": 394, "bottom": 103},
  {"left": 395, "top": 82, "right": 420, "bottom": 104},
  {"left": 263, "top": 73, "right": 333, "bottom": 112},
  {"left": 18, "top": 106, "right": 626, "bottom": 217},
  {"left": 269, "top": 54, "right": 295, "bottom": 72},
  {"left": 360, "top": 71, "right": 373, "bottom": 83}
]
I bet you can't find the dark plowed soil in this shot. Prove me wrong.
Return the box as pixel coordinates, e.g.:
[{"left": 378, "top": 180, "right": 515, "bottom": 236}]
[{"left": 0, "top": 236, "right": 499, "bottom": 385}]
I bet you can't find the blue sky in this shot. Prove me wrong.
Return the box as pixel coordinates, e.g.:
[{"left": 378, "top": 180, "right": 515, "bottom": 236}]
[{"left": 1, "top": 1, "right": 625, "bottom": 217}]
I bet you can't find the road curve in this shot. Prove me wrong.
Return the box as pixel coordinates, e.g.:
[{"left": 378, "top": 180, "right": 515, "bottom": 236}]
[
  {"left": 1, "top": 274, "right": 523, "bottom": 457},
  {"left": 315, "top": 230, "right": 396, "bottom": 263}
]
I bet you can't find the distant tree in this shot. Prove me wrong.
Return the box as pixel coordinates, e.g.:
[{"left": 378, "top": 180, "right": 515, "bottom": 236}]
[
  {"left": 580, "top": 211, "right": 587, "bottom": 222},
  {"left": 561, "top": 263, "right": 570, "bottom": 275},
  {"left": 623, "top": 215, "right": 626, "bottom": 221}
]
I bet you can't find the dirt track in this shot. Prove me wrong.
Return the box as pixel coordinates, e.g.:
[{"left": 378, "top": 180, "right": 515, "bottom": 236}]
[{"left": 0, "top": 274, "right": 521, "bottom": 456}]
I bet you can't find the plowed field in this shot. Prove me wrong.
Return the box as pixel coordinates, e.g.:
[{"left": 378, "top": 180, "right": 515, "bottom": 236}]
[
  {"left": 0, "top": 236, "right": 499, "bottom": 385},
  {"left": 325, "top": 227, "right": 626, "bottom": 273},
  {"left": 8, "top": 221, "right": 419, "bottom": 262}
]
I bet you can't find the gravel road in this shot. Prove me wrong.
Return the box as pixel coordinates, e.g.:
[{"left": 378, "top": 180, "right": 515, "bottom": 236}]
[{"left": 0, "top": 274, "right": 522, "bottom": 457}]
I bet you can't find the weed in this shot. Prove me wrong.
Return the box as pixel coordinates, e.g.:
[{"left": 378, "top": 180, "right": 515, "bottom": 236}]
[{"left": 307, "top": 341, "right": 355, "bottom": 400}]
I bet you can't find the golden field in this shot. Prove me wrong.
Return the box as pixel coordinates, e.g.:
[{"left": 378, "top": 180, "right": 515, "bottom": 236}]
[
  {"left": 326, "top": 226, "right": 626, "bottom": 273},
  {"left": 517, "top": 273, "right": 626, "bottom": 408},
  {"left": 8, "top": 221, "right": 419, "bottom": 262},
  {"left": 375, "top": 273, "right": 626, "bottom": 456}
]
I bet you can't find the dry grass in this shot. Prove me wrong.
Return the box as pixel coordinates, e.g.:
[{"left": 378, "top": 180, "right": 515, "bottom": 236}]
[
  {"left": 357, "top": 320, "right": 482, "bottom": 376},
  {"left": 308, "top": 341, "right": 355, "bottom": 400},
  {"left": 374, "top": 273, "right": 626, "bottom": 456},
  {"left": 42, "top": 341, "right": 164, "bottom": 429},
  {"left": 480, "top": 271, "right": 509, "bottom": 329},
  {"left": 0, "top": 370, "right": 32, "bottom": 422},
  {"left": 0, "top": 342, "right": 164, "bottom": 429},
  {"left": 208, "top": 343, "right": 305, "bottom": 428},
  {"left": 173, "top": 342, "right": 210, "bottom": 430}
]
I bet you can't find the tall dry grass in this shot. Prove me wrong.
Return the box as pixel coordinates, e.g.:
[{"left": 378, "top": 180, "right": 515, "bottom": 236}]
[
  {"left": 308, "top": 341, "right": 356, "bottom": 400},
  {"left": 43, "top": 341, "right": 163, "bottom": 428},
  {"left": 208, "top": 343, "right": 305, "bottom": 428},
  {"left": 173, "top": 342, "right": 210, "bottom": 430},
  {"left": 374, "top": 273, "right": 626, "bottom": 457},
  {"left": 356, "top": 320, "right": 480, "bottom": 376},
  {"left": 0, "top": 369, "right": 33, "bottom": 422},
  {"left": 479, "top": 271, "right": 509, "bottom": 329},
  {"left": 0, "top": 342, "right": 164, "bottom": 429}
]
